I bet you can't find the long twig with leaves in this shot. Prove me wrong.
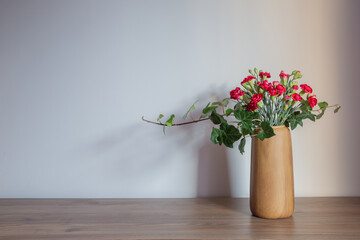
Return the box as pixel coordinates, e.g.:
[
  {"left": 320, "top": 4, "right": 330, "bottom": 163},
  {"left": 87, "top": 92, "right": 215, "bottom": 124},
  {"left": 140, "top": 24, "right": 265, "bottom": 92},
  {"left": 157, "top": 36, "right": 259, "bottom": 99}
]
[{"left": 143, "top": 68, "right": 340, "bottom": 154}]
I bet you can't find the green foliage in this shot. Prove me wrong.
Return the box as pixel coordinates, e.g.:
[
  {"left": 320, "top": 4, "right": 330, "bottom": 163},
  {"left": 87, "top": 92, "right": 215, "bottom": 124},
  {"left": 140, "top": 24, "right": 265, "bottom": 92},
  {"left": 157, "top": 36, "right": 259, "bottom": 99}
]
[
  {"left": 157, "top": 114, "right": 164, "bottom": 122},
  {"left": 334, "top": 105, "right": 341, "bottom": 113},
  {"left": 212, "top": 98, "right": 230, "bottom": 107},
  {"left": 299, "top": 101, "right": 312, "bottom": 111},
  {"left": 287, "top": 110, "right": 316, "bottom": 130},
  {"left": 210, "top": 127, "right": 223, "bottom": 145},
  {"left": 234, "top": 109, "right": 259, "bottom": 133},
  {"left": 318, "top": 101, "right": 328, "bottom": 109},
  {"left": 200, "top": 102, "right": 218, "bottom": 119},
  {"left": 238, "top": 137, "right": 246, "bottom": 155},
  {"left": 209, "top": 111, "right": 225, "bottom": 125},
  {"left": 220, "top": 123, "right": 242, "bottom": 148},
  {"left": 210, "top": 123, "right": 241, "bottom": 148},
  {"left": 256, "top": 121, "right": 275, "bottom": 141},
  {"left": 234, "top": 102, "right": 242, "bottom": 111},
  {"left": 183, "top": 101, "right": 197, "bottom": 120},
  {"left": 202, "top": 102, "right": 218, "bottom": 114},
  {"left": 225, "top": 108, "right": 233, "bottom": 116},
  {"left": 165, "top": 114, "right": 175, "bottom": 127}
]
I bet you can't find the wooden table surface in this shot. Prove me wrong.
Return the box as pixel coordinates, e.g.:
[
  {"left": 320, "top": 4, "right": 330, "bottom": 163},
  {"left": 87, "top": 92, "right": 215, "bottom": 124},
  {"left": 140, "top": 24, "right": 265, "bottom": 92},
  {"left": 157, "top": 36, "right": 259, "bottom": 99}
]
[{"left": 0, "top": 198, "right": 359, "bottom": 240}]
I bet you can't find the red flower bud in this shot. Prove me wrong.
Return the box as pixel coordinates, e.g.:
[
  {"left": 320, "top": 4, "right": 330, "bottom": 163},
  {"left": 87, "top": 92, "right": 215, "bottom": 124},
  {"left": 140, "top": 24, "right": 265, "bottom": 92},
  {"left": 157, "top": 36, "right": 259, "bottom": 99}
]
[
  {"left": 259, "top": 72, "right": 271, "bottom": 79},
  {"left": 259, "top": 80, "right": 271, "bottom": 90},
  {"left": 300, "top": 84, "right": 313, "bottom": 93},
  {"left": 251, "top": 93, "right": 263, "bottom": 103},
  {"left": 279, "top": 71, "right": 290, "bottom": 79},
  {"left": 276, "top": 84, "right": 286, "bottom": 95},
  {"left": 241, "top": 75, "right": 256, "bottom": 85},
  {"left": 230, "top": 87, "right": 245, "bottom": 100},
  {"left": 247, "top": 101, "right": 258, "bottom": 111},
  {"left": 285, "top": 95, "right": 290, "bottom": 100},
  {"left": 268, "top": 86, "right": 278, "bottom": 96},
  {"left": 308, "top": 95, "right": 317, "bottom": 108},
  {"left": 292, "top": 93, "right": 302, "bottom": 101},
  {"left": 293, "top": 85, "right": 299, "bottom": 90}
]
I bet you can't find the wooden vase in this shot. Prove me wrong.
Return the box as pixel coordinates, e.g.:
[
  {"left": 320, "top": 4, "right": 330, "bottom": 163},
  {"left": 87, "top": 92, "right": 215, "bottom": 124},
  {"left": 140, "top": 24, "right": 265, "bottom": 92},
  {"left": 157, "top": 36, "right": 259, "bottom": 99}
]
[{"left": 250, "top": 125, "right": 294, "bottom": 219}]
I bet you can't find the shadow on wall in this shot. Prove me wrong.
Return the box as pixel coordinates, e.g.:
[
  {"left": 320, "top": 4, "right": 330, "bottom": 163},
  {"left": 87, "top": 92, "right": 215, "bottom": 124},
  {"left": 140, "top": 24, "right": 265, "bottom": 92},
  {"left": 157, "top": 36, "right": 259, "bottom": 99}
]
[
  {"left": 81, "top": 89, "right": 247, "bottom": 197},
  {"left": 197, "top": 141, "right": 231, "bottom": 197}
]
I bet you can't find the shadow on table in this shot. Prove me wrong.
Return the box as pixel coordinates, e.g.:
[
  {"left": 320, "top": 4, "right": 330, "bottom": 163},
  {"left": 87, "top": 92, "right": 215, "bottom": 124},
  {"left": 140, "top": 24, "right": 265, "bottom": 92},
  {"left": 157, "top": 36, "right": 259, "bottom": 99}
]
[{"left": 196, "top": 139, "right": 250, "bottom": 215}]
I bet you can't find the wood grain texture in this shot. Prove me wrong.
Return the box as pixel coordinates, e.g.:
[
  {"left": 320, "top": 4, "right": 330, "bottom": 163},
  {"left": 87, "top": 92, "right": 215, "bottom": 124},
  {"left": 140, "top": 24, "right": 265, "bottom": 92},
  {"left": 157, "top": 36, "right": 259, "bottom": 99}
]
[
  {"left": 0, "top": 198, "right": 359, "bottom": 240},
  {"left": 250, "top": 126, "right": 294, "bottom": 219}
]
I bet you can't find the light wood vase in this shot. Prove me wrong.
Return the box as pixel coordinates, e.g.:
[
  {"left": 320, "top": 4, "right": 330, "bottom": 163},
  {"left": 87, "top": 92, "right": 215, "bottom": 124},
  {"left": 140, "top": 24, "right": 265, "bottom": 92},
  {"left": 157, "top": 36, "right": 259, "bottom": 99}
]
[{"left": 250, "top": 125, "right": 294, "bottom": 219}]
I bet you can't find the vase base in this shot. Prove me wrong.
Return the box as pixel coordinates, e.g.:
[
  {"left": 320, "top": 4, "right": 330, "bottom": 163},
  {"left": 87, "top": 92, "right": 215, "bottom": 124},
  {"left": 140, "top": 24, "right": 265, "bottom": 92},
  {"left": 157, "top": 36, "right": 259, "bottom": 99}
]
[{"left": 251, "top": 213, "right": 293, "bottom": 219}]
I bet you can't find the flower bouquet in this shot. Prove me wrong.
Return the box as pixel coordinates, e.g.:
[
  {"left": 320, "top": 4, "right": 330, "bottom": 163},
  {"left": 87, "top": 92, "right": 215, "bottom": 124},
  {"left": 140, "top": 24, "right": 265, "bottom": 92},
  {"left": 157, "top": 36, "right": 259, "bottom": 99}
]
[{"left": 143, "top": 68, "right": 340, "bottom": 154}]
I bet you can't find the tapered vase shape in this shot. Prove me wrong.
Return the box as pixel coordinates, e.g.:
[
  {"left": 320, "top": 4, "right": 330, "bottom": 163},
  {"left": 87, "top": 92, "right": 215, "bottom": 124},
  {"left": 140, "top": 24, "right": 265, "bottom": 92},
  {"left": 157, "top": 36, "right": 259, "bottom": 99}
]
[{"left": 250, "top": 125, "right": 294, "bottom": 219}]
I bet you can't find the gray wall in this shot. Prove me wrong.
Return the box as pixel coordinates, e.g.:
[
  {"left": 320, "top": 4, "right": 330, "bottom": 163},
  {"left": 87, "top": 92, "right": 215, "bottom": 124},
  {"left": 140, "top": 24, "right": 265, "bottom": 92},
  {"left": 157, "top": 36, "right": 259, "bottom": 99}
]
[{"left": 0, "top": 0, "right": 359, "bottom": 197}]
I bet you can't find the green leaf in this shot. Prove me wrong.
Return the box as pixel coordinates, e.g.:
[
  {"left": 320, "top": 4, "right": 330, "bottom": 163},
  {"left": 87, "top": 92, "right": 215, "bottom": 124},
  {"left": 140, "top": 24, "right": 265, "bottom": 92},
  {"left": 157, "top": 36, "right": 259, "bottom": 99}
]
[
  {"left": 316, "top": 110, "right": 325, "bottom": 120},
  {"left": 298, "top": 111, "right": 316, "bottom": 122},
  {"left": 211, "top": 98, "right": 230, "bottom": 107},
  {"left": 211, "top": 101, "right": 222, "bottom": 106},
  {"left": 238, "top": 137, "right": 246, "bottom": 155},
  {"left": 307, "top": 112, "right": 316, "bottom": 122},
  {"left": 202, "top": 102, "right": 218, "bottom": 115},
  {"left": 209, "top": 111, "right": 225, "bottom": 125},
  {"left": 334, "top": 105, "right": 341, "bottom": 113},
  {"left": 297, "top": 119, "right": 303, "bottom": 127},
  {"left": 183, "top": 101, "right": 197, "bottom": 120},
  {"left": 157, "top": 114, "right": 164, "bottom": 122},
  {"left": 225, "top": 125, "right": 242, "bottom": 142},
  {"left": 256, "top": 131, "right": 266, "bottom": 141},
  {"left": 220, "top": 123, "right": 241, "bottom": 148},
  {"left": 299, "top": 102, "right": 311, "bottom": 111},
  {"left": 165, "top": 114, "right": 175, "bottom": 127},
  {"left": 288, "top": 117, "right": 298, "bottom": 130},
  {"left": 221, "top": 98, "right": 230, "bottom": 107},
  {"left": 210, "top": 127, "right": 223, "bottom": 145},
  {"left": 234, "top": 109, "right": 250, "bottom": 121},
  {"left": 241, "top": 128, "right": 250, "bottom": 136},
  {"left": 318, "top": 101, "right": 328, "bottom": 109},
  {"left": 225, "top": 108, "right": 233, "bottom": 116},
  {"left": 256, "top": 121, "right": 275, "bottom": 141},
  {"left": 234, "top": 109, "right": 259, "bottom": 135},
  {"left": 234, "top": 102, "right": 242, "bottom": 111}
]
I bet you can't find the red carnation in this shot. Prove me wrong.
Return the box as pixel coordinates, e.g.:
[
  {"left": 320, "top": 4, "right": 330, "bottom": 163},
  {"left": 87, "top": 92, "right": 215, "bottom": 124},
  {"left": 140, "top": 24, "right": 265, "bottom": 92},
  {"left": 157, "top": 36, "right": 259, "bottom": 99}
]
[
  {"left": 300, "top": 84, "right": 313, "bottom": 93},
  {"left": 268, "top": 86, "right": 278, "bottom": 96},
  {"left": 285, "top": 95, "right": 290, "bottom": 100},
  {"left": 292, "top": 93, "right": 302, "bottom": 101},
  {"left": 230, "top": 87, "right": 245, "bottom": 100},
  {"left": 259, "top": 80, "right": 271, "bottom": 90},
  {"left": 251, "top": 93, "right": 263, "bottom": 103},
  {"left": 259, "top": 72, "right": 271, "bottom": 79},
  {"left": 247, "top": 101, "right": 258, "bottom": 111},
  {"left": 279, "top": 71, "right": 289, "bottom": 79},
  {"left": 293, "top": 85, "right": 299, "bottom": 90},
  {"left": 276, "top": 84, "right": 286, "bottom": 95},
  {"left": 308, "top": 95, "right": 317, "bottom": 108},
  {"left": 241, "top": 75, "right": 256, "bottom": 85}
]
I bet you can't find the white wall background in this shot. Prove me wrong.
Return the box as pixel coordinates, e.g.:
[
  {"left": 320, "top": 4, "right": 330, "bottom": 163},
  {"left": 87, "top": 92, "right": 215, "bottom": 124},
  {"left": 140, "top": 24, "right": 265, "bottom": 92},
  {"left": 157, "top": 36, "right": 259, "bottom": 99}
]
[{"left": 0, "top": 0, "right": 359, "bottom": 198}]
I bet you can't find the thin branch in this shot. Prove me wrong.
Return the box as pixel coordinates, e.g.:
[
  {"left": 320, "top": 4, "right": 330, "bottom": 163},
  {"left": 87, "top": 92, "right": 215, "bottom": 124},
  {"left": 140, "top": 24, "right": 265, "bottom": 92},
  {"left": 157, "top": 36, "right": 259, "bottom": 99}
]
[
  {"left": 310, "top": 104, "right": 340, "bottom": 112},
  {"left": 142, "top": 116, "right": 212, "bottom": 126},
  {"left": 142, "top": 114, "right": 263, "bottom": 127}
]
